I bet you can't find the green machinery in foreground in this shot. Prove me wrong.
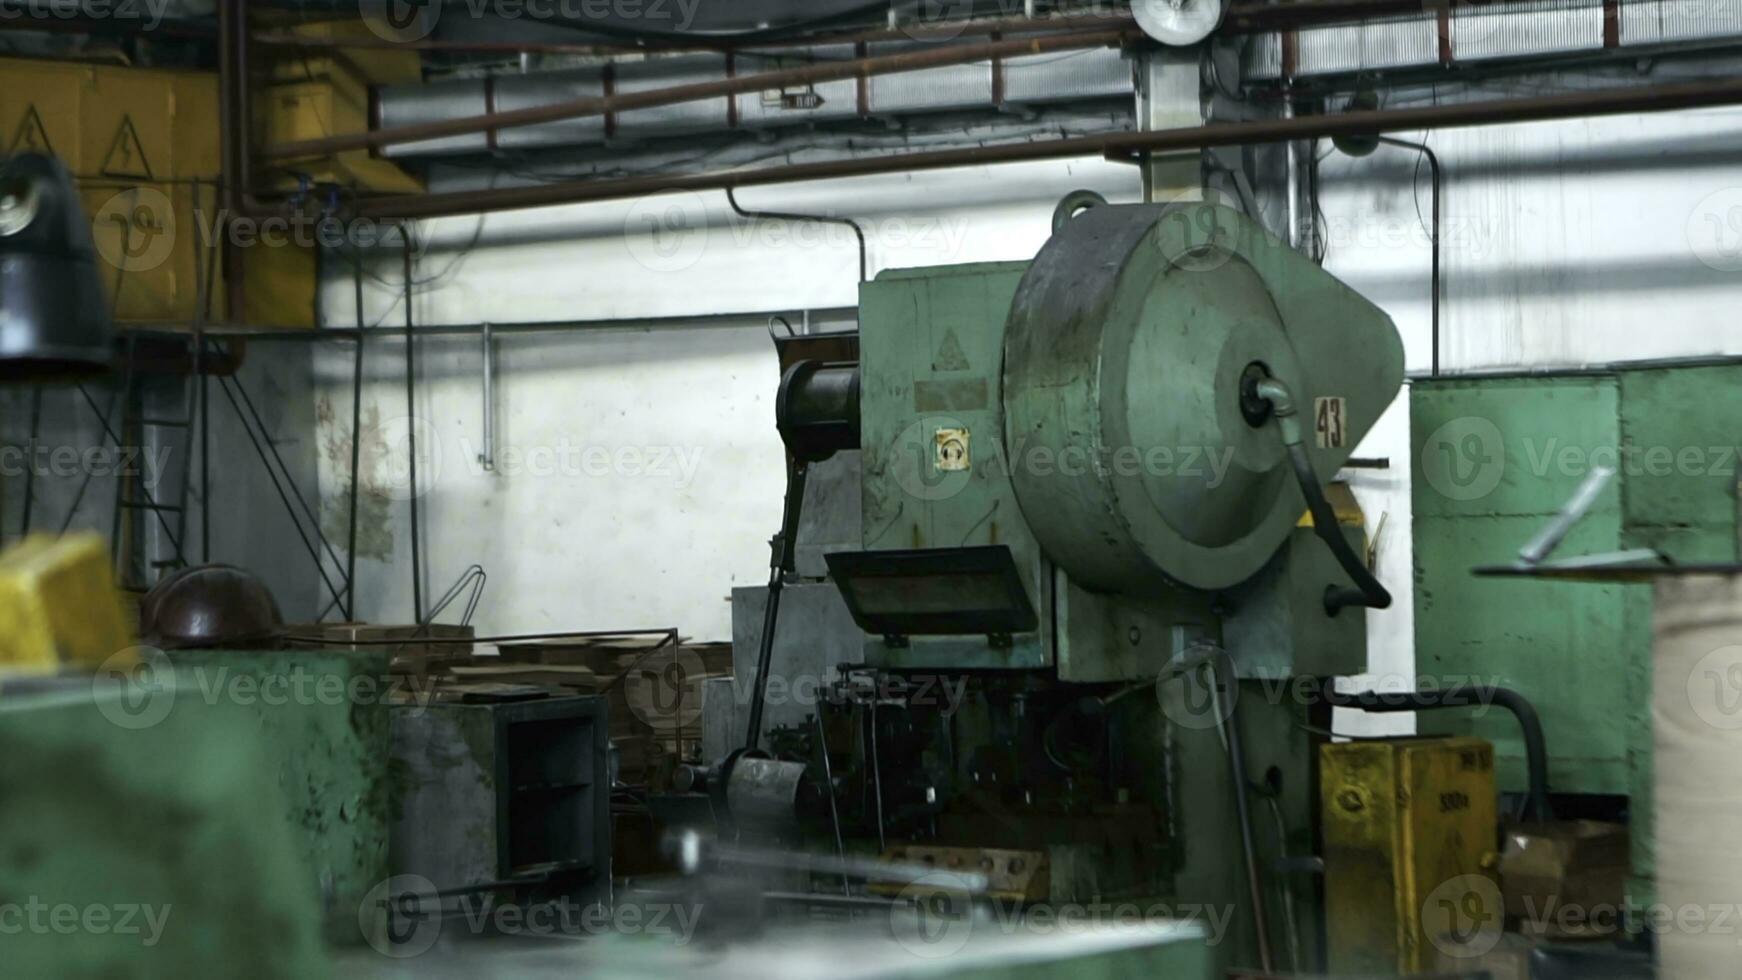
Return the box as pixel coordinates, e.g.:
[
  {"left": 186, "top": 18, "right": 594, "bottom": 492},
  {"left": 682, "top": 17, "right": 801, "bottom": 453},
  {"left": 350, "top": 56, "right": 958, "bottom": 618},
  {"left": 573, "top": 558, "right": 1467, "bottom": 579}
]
[
  {"left": 1413, "top": 361, "right": 1742, "bottom": 902},
  {"left": 717, "top": 202, "right": 1409, "bottom": 972},
  {"left": 0, "top": 679, "right": 331, "bottom": 977}
]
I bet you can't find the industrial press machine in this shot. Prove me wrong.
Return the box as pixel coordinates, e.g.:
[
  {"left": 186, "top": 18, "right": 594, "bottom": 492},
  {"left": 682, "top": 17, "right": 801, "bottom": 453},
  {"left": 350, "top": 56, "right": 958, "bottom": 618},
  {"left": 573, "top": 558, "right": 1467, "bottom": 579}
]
[{"left": 691, "top": 200, "right": 1424, "bottom": 972}]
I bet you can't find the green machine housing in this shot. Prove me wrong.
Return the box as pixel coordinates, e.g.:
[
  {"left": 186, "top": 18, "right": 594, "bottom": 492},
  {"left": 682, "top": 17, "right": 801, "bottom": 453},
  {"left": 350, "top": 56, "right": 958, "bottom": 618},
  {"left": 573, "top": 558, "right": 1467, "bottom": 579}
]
[
  {"left": 1413, "top": 361, "right": 1742, "bottom": 902},
  {"left": 833, "top": 203, "right": 1405, "bottom": 681},
  {"left": 792, "top": 202, "right": 1407, "bottom": 969}
]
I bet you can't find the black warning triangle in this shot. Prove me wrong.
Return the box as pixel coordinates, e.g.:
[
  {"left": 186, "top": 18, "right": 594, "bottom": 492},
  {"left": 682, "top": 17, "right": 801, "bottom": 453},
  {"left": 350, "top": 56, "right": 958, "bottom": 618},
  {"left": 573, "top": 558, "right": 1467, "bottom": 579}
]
[
  {"left": 933, "top": 328, "right": 970, "bottom": 372},
  {"left": 10, "top": 106, "right": 54, "bottom": 157},
  {"left": 100, "top": 115, "right": 154, "bottom": 181}
]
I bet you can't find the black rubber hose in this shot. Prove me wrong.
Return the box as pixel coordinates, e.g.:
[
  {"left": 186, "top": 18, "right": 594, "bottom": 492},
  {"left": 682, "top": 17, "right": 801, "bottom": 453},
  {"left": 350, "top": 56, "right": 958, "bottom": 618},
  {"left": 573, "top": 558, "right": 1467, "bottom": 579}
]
[
  {"left": 1327, "top": 683, "right": 1553, "bottom": 823},
  {"left": 1252, "top": 376, "right": 1390, "bottom": 616},
  {"left": 1283, "top": 440, "right": 1393, "bottom": 615}
]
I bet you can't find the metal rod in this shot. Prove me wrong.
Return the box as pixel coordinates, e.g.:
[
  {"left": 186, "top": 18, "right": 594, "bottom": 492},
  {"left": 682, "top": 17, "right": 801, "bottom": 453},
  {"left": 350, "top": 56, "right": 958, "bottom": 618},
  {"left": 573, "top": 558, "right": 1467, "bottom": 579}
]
[
  {"left": 192, "top": 177, "right": 212, "bottom": 566},
  {"left": 868, "top": 698, "right": 887, "bottom": 854},
  {"left": 479, "top": 322, "right": 495, "bottom": 472},
  {"left": 290, "top": 626, "right": 679, "bottom": 647},
  {"left": 813, "top": 712, "right": 851, "bottom": 896},
  {"left": 1517, "top": 464, "right": 1617, "bottom": 568},
  {"left": 1222, "top": 0, "right": 1548, "bottom": 33},
  {"left": 266, "top": 29, "right": 1133, "bottom": 160},
  {"left": 1376, "top": 136, "right": 1442, "bottom": 377},
  {"left": 222, "top": 352, "right": 353, "bottom": 589},
  {"left": 347, "top": 254, "right": 368, "bottom": 622},
  {"left": 744, "top": 457, "right": 808, "bottom": 750},
  {"left": 253, "top": 11, "right": 1135, "bottom": 55},
  {"left": 60, "top": 386, "right": 123, "bottom": 535},
  {"left": 1208, "top": 651, "right": 1274, "bottom": 975},
  {"left": 359, "top": 74, "right": 1742, "bottom": 220},
  {"left": 213, "top": 373, "right": 347, "bottom": 614},
  {"left": 116, "top": 306, "right": 860, "bottom": 341},
  {"left": 403, "top": 235, "right": 423, "bottom": 625}
]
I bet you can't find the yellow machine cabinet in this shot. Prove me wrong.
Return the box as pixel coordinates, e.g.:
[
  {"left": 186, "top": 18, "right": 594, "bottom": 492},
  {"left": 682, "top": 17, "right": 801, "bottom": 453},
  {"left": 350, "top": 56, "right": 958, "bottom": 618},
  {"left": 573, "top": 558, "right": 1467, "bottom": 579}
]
[{"left": 1322, "top": 736, "right": 1500, "bottom": 975}]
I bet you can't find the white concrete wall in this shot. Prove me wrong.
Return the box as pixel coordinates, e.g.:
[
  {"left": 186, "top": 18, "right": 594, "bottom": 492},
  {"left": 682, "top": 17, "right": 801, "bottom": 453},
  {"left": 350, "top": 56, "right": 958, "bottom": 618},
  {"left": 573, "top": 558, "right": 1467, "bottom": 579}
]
[
  {"left": 1318, "top": 105, "right": 1742, "bottom": 715},
  {"left": 317, "top": 158, "right": 1144, "bottom": 641},
  {"left": 317, "top": 104, "right": 1742, "bottom": 675}
]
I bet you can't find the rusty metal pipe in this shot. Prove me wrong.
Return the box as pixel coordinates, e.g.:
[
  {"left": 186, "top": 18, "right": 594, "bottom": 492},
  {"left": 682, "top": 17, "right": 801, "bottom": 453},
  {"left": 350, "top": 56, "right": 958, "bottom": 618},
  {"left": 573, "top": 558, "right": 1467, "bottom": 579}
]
[
  {"left": 1220, "top": 0, "right": 1549, "bottom": 33},
  {"left": 263, "top": 28, "right": 1135, "bottom": 161},
  {"left": 356, "top": 73, "right": 1742, "bottom": 220}
]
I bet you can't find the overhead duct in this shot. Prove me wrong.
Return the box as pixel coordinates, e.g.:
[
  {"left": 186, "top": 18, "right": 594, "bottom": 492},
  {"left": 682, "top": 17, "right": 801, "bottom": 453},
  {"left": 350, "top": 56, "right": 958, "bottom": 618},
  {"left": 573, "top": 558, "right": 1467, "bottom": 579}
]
[{"left": 374, "top": 45, "right": 1133, "bottom": 159}]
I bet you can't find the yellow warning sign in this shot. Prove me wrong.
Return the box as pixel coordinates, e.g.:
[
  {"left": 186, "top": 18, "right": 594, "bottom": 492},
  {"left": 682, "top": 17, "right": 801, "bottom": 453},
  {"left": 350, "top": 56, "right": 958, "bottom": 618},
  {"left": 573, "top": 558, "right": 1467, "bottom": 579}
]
[
  {"left": 10, "top": 106, "right": 54, "bottom": 157},
  {"left": 100, "top": 115, "right": 154, "bottom": 181}
]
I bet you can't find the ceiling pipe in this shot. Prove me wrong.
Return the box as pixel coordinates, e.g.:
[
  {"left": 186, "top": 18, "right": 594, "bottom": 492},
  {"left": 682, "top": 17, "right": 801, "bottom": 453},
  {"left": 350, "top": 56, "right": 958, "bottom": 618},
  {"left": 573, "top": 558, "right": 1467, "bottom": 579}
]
[
  {"left": 1220, "top": 0, "right": 1550, "bottom": 33},
  {"left": 250, "top": 11, "right": 1136, "bottom": 55},
  {"left": 261, "top": 27, "right": 1137, "bottom": 161},
  {"left": 355, "top": 73, "right": 1742, "bottom": 220}
]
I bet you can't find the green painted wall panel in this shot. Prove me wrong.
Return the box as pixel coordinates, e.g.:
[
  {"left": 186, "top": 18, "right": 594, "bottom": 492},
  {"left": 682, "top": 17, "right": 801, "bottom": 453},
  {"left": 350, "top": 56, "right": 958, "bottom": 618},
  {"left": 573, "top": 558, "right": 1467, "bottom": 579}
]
[
  {"left": 1413, "top": 376, "right": 1621, "bottom": 519},
  {"left": 1413, "top": 364, "right": 1742, "bottom": 904},
  {"left": 1618, "top": 365, "right": 1742, "bottom": 542}
]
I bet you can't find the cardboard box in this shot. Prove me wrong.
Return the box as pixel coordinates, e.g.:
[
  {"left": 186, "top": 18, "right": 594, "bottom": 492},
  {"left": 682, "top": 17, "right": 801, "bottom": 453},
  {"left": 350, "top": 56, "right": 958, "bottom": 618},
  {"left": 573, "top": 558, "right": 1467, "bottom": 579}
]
[{"left": 1500, "top": 820, "right": 1630, "bottom": 940}]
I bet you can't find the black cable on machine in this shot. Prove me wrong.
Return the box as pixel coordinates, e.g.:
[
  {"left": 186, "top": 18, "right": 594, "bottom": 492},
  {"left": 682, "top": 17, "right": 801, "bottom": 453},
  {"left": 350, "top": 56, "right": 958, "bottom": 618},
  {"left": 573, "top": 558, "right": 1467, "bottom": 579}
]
[
  {"left": 1249, "top": 375, "right": 1391, "bottom": 614},
  {"left": 727, "top": 188, "right": 868, "bottom": 285}
]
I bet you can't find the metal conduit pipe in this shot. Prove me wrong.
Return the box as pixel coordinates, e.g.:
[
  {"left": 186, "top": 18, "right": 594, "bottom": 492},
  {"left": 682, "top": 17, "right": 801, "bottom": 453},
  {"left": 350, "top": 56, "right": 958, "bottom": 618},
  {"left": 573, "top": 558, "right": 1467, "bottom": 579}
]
[
  {"left": 266, "top": 28, "right": 1136, "bottom": 160},
  {"left": 355, "top": 74, "right": 1742, "bottom": 220},
  {"left": 727, "top": 188, "right": 868, "bottom": 284}
]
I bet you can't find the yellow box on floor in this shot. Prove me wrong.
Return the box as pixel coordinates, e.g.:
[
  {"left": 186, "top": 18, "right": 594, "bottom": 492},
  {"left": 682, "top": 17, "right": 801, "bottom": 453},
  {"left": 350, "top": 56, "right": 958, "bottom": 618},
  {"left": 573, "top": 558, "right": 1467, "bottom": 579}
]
[{"left": 1322, "top": 736, "right": 1501, "bottom": 975}]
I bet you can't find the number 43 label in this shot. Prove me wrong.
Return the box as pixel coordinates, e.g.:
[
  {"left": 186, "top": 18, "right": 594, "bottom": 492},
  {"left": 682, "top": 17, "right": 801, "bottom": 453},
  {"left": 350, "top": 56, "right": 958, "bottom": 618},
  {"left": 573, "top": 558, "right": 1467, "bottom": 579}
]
[{"left": 1315, "top": 397, "right": 1347, "bottom": 450}]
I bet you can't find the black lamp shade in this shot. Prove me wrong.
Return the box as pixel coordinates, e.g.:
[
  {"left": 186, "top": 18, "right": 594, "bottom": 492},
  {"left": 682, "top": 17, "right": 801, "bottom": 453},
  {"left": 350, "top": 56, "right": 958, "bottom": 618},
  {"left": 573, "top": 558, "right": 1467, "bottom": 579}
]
[{"left": 0, "top": 153, "right": 114, "bottom": 383}]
